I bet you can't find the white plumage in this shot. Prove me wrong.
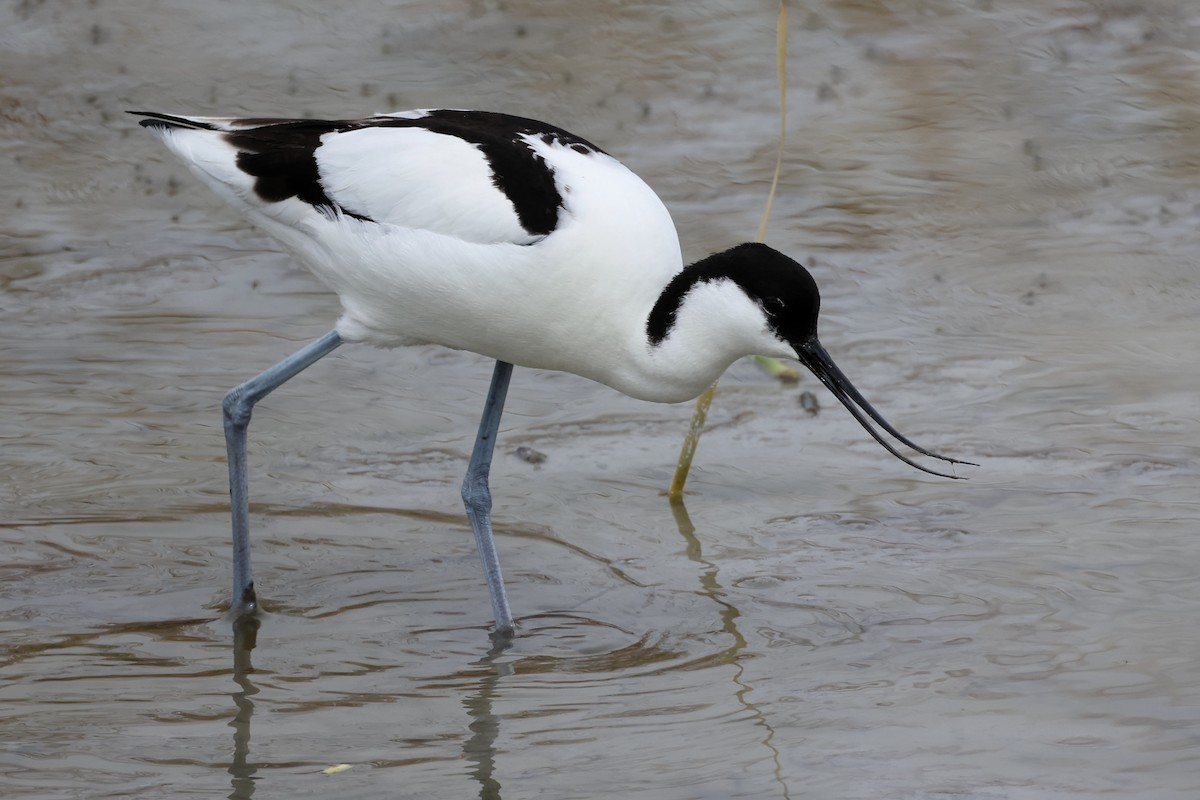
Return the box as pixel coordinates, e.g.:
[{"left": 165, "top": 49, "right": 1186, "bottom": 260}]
[{"left": 134, "top": 108, "right": 970, "bottom": 634}]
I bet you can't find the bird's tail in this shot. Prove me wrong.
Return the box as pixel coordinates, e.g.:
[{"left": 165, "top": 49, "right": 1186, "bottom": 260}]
[{"left": 127, "top": 111, "right": 226, "bottom": 132}]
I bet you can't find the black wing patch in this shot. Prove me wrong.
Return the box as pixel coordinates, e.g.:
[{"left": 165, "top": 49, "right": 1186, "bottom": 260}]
[
  {"left": 135, "top": 112, "right": 371, "bottom": 221},
  {"left": 224, "top": 120, "right": 373, "bottom": 221},
  {"left": 400, "top": 110, "right": 606, "bottom": 236}
]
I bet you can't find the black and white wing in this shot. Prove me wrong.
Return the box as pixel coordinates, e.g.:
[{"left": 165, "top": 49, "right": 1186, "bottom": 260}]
[{"left": 133, "top": 109, "right": 607, "bottom": 246}]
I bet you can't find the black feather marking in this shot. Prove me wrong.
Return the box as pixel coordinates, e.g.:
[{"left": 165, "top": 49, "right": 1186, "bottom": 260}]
[
  {"left": 366, "top": 110, "right": 605, "bottom": 236},
  {"left": 221, "top": 120, "right": 374, "bottom": 221}
]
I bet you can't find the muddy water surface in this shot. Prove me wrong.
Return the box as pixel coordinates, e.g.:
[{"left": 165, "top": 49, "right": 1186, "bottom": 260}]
[{"left": 3, "top": 1, "right": 1200, "bottom": 798}]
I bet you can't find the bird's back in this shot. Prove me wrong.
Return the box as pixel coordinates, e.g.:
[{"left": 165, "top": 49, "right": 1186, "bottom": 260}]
[{"left": 137, "top": 109, "right": 684, "bottom": 376}]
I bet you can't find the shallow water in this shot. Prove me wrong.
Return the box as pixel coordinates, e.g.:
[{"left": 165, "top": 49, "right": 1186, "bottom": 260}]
[{"left": 4, "top": 0, "right": 1200, "bottom": 797}]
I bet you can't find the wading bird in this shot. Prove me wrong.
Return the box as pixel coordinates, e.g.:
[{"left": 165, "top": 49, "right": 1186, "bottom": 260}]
[{"left": 134, "top": 109, "right": 972, "bottom": 634}]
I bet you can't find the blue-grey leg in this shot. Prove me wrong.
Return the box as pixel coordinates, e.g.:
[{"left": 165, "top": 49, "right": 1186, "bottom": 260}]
[
  {"left": 223, "top": 330, "right": 344, "bottom": 615},
  {"left": 462, "top": 360, "right": 516, "bottom": 633}
]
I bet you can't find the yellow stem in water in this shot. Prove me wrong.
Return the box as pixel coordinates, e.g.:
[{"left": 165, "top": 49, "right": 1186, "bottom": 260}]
[{"left": 669, "top": 0, "right": 789, "bottom": 500}]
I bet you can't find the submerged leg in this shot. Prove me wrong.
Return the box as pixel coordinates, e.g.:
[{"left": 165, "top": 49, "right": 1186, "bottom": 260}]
[
  {"left": 223, "top": 330, "right": 343, "bottom": 615},
  {"left": 461, "top": 360, "right": 516, "bottom": 634}
]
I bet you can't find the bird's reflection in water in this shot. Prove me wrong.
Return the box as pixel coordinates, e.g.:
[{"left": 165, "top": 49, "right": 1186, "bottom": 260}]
[
  {"left": 220, "top": 498, "right": 792, "bottom": 800},
  {"left": 461, "top": 632, "right": 514, "bottom": 800},
  {"left": 228, "top": 615, "right": 261, "bottom": 800},
  {"left": 223, "top": 613, "right": 512, "bottom": 800},
  {"left": 668, "top": 496, "right": 793, "bottom": 800}
]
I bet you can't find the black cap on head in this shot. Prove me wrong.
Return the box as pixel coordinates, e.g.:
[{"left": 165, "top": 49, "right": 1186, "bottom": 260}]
[{"left": 646, "top": 242, "right": 819, "bottom": 346}]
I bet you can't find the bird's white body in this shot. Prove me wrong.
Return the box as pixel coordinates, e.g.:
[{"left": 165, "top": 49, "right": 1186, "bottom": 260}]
[
  {"left": 136, "top": 108, "right": 968, "bottom": 633},
  {"left": 146, "top": 110, "right": 792, "bottom": 402}
]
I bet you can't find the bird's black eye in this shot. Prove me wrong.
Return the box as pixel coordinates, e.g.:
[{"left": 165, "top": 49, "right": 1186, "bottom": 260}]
[{"left": 761, "top": 297, "right": 786, "bottom": 317}]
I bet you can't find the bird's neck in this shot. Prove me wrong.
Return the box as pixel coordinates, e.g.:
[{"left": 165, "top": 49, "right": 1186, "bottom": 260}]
[{"left": 603, "top": 252, "right": 795, "bottom": 403}]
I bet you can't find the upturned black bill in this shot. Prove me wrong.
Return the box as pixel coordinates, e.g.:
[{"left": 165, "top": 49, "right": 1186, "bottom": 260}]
[{"left": 794, "top": 337, "right": 976, "bottom": 479}]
